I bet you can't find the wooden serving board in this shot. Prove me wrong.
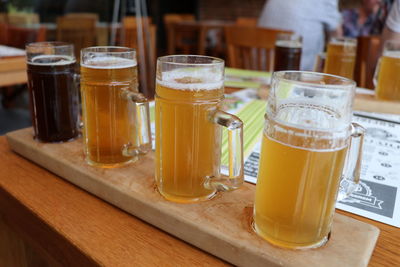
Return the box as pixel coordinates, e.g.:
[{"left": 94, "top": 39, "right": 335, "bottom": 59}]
[{"left": 6, "top": 128, "right": 380, "bottom": 267}]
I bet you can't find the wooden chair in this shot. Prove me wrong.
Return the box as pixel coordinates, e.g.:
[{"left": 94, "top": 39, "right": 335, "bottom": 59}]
[
  {"left": 5, "top": 25, "right": 47, "bottom": 49},
  {"left": 56, "top": 16, "right": 97, "bottom": 61},
  {"left": 354, "top": 35, "right": 381, "bottom": 89},
  {"left": 119, "top": 18, "right": 157, "bottom": 97},
  {"left": 164, "top": 13, "right": 195, "bottom": 24},
  {"left": 163, "top": 14, "right": 196, "bottom": 54},
  {"left": 122, "top": 16, "right": 152, "bottom": 27},
  {"left": 168, "top": 22, "right": 205, "bottom": 55},
  {"left": 0, "top": 13, "right": 7, "bottom": 24},
  {"left": 65, "top": 13, "right": 99, "bottom": 21},
  {"left": 0, "top": 23, "right": 7, "bottom": 44},
  {"left": 225, "top": 25, "right": 292, "bottom": 71},
  {"left": 7, "top": 13, "right": 39, "bottom": 26},
  {"left": 235, "top": 17, "right": 257, "bottom": 27}
]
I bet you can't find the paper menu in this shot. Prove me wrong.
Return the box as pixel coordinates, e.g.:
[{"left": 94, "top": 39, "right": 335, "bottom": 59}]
[{"left": 336, "top": 112, "right": 400, "bottom": 227}]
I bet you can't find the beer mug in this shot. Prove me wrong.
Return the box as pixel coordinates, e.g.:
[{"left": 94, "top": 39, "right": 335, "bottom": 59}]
[
  {"left": 324, "top": 37, "right": 357, "bottom": 79},
  {"left": 274, "top": 33, "right": 302, "bottom": 71},
  {"left": 80, "top": 46, "right": 151, "bottom": 167},
  {"left": 155, "top": 55, "right": 244, "bottom": 203},
  {"left": 26, "top": 42, "right": 80, "bottom": 142},
  {"left": 254, "top": 71, "right": 364, "bottom": 249},
  {"left": 374, "top": 40, "right": 400, "bottom": 101}
]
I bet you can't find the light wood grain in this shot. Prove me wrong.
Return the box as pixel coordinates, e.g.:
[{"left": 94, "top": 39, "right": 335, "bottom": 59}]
[
  {"left": 6, "top": 129, "right": 380, "bottom": 267},
  {"left": 0, "top": 137, "right": 228, "bottom": 266},
  {"left": 354, "top": 94, "right": 400, "bottom": 114},
  {"left": 0, "top": 56, "right": 27, "bottom": 87}
]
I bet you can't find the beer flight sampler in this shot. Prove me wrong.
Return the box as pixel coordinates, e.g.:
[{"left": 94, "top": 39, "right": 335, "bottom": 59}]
[{"left": 6, "top": 41, "right": 388, "bottom": 266}]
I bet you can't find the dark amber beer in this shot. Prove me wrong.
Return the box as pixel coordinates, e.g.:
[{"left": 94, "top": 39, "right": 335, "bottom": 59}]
[
  {"left": 26, "top": 42, "right": 79, "bottom": 142},
  {"left": 274, "top": 34, "right": 302, "bottom": 71}
]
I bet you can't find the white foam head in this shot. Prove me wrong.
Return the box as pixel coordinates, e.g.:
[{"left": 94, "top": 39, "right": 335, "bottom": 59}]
[
  {"left": 81, "top": 56, "right": 137, "bottom": 69},
  {"left": 276, "top": 40, "right": 302, "bottom": 48},
  {"left": 157, "top": 68, "right": 223, "bottom": 91},
  {"left": 30, "top": 55, "right": 75, "bottom": 65},
  {"left": 330, "top": 39, "right": 357, "bottom": 47},
  {"left": 383, "top": 50, "right": 400, "bottom": 58}
]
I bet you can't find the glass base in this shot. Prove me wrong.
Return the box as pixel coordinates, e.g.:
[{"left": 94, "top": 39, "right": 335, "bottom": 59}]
[
  {"left": 252, "top": 221, "right": 330, "bottom": 250},
  {"left": 157, "top": 188, "right": 217, "bottom": 203},
  {"left": 85, "top": 156, "right": 139, "bottom": 168},
  {"left": 34, "top": 134, "right": 79, "bottom": 144}
]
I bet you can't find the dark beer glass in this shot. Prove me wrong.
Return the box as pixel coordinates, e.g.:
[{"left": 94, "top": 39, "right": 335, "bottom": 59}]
[
  {"left": 274, "top": 33, "right": 302, "bottom": 71},
  {"left": 26, "top": 42, "right": 80, "bottom": 142}
]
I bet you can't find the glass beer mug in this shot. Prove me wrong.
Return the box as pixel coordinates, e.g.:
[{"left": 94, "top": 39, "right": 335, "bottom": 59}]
[
  {"left": 26, "top": 42, "right": 80, "bottom": 142},
  {"left": 155, "top": 55, "right": 244, "bottom": 203},
  {"left": 324, "top": 37, "right": 357, "bottom": 80},
  {"left": 254, "top": 71, "right": 364, "bottom": 249},
  {"left": 374, "top": 40, "right": 400, "bottom": 101},
  {"left": 274, "top": 33, "right": 302, "bottom": 71},
  {"left": 80, "top": 47, "right": 151, "bottom": 167}
]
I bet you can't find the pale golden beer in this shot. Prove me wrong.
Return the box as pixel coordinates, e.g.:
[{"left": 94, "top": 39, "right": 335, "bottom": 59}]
[
  {"left": 81, "top": 47, "right": 150, "bottom": 168},
  {"left": 254, "top": 118, "right": 347, "bottom": 248},
  {"left": 156, "top": 82, "right": 223, "bottom": 202},
  {"left": 324, "top": 38, "right": 357, "bottom": 79},
  {"left": 155, "top": 55, "right": 243, "bottom": 203},
  {"left": 375, "top": 42, "right": 400, "bottom": 101},
  {"left": 254, "top": 71, "right": 364, "bottom": 249}
]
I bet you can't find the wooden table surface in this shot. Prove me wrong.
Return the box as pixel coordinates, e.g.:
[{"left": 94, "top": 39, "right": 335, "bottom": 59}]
[
  {"left": 0, "top": 56, "right": 27, "bottom": 87},
  {"left": 0, "top": 93, "right": 399, "bottom": 266}
]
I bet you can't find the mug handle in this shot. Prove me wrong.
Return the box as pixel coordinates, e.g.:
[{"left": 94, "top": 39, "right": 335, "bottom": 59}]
[
  {"left": 372, "top": 57, "right": 381, "bottom": 88},
  {"left": 207, "top": 110, "right": 244, "bottom": 191},
  {"left": 337, "top": 122, "right": 365, "bottom": 201},
  {"left": 73, "top": 73, "right": 84, "bottom": 130},
  {"left": 122, "top": 89, "right": 152, "bottom": 155}
]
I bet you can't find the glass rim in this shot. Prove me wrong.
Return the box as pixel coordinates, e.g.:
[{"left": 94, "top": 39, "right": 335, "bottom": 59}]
[
  {"left": 276, "top": 33, "right": 302, "bottom": 41},
  {"left": 26, "top": 41, "right": 73, "bottom": 49},
  {"left": 272, "top": 71, "right": 356, "bottom": 89},
  {"left": 82, "top": 46, "right": 136, "bottom": 54},
  {"left": 157, "top": 55, "right": 224, "bottom": 66},
  {"left": 329, "top": 36, "right": 357, "bottom": 44}
]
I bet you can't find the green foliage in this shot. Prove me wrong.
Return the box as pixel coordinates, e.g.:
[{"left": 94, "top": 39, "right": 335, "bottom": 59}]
[{"left": 8, "top": 0, "right": 35, "bottom": 13}]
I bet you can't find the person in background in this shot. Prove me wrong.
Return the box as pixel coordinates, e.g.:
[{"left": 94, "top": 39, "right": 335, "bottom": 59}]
[
  {"left": 342, "top": 0, "right": 393, "bottom": 38},
  {"left": 258, "top": 0, "right": 341, "bottom": 71},
  {"left": 382, "top": 0, "right": 400, "bottom": 44}
]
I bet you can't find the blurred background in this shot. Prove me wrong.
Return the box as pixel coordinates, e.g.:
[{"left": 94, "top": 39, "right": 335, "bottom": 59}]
[{"left": 0, "top": 0, "right": 387, "bottom": 134}]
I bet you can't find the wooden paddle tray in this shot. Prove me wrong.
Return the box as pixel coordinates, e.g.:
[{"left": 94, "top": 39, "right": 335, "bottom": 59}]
[{"left": 6, "top": 128, "right": 380, "bottom": 267}]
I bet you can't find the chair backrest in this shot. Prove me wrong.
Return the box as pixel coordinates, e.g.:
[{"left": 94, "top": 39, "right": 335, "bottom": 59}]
[
  {"left": 5, "top": 25, "right": 47, "bottom": 49},
  {"left": 56, "top": 16, "right": 97, "bottom": 61},
  {"left": 354, "top": 35, "right": 381, "bottom": 89},
  {"left": 0, "top": 23, "right": 7, "bottom": 44},
  {"left": 163, "top": 14, "right": 196, "bottom": 54},
  {"left": 235, "top": 17, "right": 257, "bottom": 27},
  {"left": 123, "top": 16, "right": 152, "bottom": 27},
  {"left": 7, "top": 13, "right": 39, "bottom": 26},
  {"left": 0, "top": 13, "right": 7, "bottom": 24},
  {"left": 169, "top": 22, "right": 205, "bottom": 55},
  {"left": 120, "top": 21, "right": 157, "bottom": 97},
  {"left": 163, "top": 13, "right": 195, "bottom": 25},
  {"left": 65, "top": 13, "right": 99, "bottom": 21},
  {"left": 225, "top": 25, "right": 292, "bottom": 71}
]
